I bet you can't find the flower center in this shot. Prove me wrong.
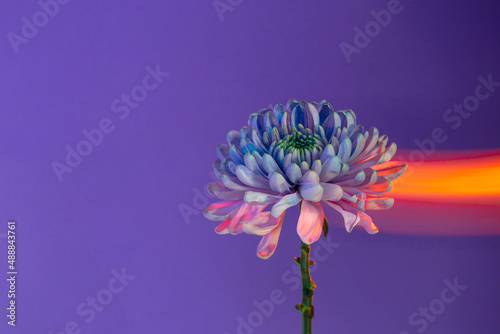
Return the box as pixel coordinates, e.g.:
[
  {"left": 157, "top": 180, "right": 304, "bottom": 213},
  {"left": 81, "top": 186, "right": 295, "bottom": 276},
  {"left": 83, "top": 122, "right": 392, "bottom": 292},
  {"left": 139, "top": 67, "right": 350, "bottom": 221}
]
[
  {"left": 281, "top": 132, "right": 316, "bottom": 151},
  {"left": 270, "top": 131, "right": 325, "bottom": 165}
]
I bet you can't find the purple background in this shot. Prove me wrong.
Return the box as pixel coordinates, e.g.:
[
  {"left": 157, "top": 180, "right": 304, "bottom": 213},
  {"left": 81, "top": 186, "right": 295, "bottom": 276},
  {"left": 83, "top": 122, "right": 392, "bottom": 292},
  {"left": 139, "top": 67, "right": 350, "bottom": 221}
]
[{"left": 1, "top": 0, "right": 499, "bottom": 333}]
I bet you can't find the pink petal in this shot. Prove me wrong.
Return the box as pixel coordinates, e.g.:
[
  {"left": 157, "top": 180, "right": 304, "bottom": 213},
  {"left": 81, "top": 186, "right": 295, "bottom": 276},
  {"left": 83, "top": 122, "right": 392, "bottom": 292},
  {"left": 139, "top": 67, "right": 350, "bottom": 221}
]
[
  {"left": 227, "top": 203, "right": 251, "bottom": 235},
  {"left": 242, "top": 212, "right": 281, "bottom": 236},
  {"left": 365, "top": 197, "right": 394, "bottom": 210},
  {"left": 297, "top": 201, "right": 325, "bottom": 244},
  {"left": 226, "top": 203, "right": 267, "bottom": 234},
  {"left": 256, "top": 215, "right": 285, "bottom": 259},
  {"left": 203, "top": 200, "right": 242, "bottom": 221},
  {"left": 372, "top": 161, "right": 407, "bottom": 181},
  {"left": 364, "top": 180, "right": 392, "bottom": 193},
  {"left": 214, "top": 219, "right": 231, "bottom": 234},
  {"left": 357, "top": 211, "right": 379, "bottom": 234}
]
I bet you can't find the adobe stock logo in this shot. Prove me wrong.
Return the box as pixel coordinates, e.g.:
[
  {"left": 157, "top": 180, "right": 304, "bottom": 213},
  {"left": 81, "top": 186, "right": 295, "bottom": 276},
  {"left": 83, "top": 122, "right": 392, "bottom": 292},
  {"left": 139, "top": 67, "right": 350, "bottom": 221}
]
[
  {"left": 51, "top": 64, "right": 169, "bottom": 183},
  {"left": 7, "top": 0, "right": 71, "bottom": 54},
  {"left": 48, "top": 267, "right": 135, "bottom": 334},
  {"left": 213, "top": 0, "right": 244, "bottom": 22},
  {"left": 399, "top": 277, "right": 467, "bottom": 334},
  {"left": 339, "top": 0, "right": 404, "bottom": 63}
]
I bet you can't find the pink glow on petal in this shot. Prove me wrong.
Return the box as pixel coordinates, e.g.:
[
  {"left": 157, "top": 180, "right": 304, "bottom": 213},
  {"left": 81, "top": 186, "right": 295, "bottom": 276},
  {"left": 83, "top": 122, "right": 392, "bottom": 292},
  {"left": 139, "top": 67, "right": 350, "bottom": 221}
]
[
  {"left": 257, "top": 215, "right": 285, "bottom": 259},
  {"left": 297, "top": 201, "right": 325, "bottom": 244},
  {"left": 214, "top": 219, "right": 231, "bottom": 234},
  {"left": 205, "top": 200, "right": 239, "bottom": 210},
  {"left": 357, "top": 211, "right": 379, "bottom": 234},
  {"left": 242, "top": 212, "right": 281, "bottom": 236},
  {"left": 256, "top": 234, "right": 280, "bottom": 259},
  {"left": 227, "top": 203, "right": 250, "bottom": 234}
]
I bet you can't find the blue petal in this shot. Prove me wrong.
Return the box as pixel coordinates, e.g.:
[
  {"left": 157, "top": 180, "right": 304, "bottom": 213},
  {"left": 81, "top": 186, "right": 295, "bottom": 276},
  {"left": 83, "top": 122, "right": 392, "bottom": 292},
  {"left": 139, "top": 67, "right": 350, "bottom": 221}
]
[
  {"left": 281, "top": 112, "right": 290, "bottom": 135},
  {"left": 287, "top": 99, "right": 300, "bottom": 111},
  {"left": 249, "top": 113, "right": 264, "bottom": 134},
  {"left": 227, "top": 130, "right": 240, "bottom": 147},
  {"left": 217, "top": 144, "right": 230, "bottom": 160},
  {"left": 291, "top": 105, "right": 305, "bottom": 127},
  {"left": 348, "top": 133, "right": 365, "bottom": 162},
  {"left": 304, "top": 102, "right": 320, "bottom": 129},
  {"left": 251, "top": 129, "right": 266, "bottom": 152},
  {"left": 273, "top": 104, "right": 285, "bottom": 123},
  {"left": 229, "top": 145, "right": 244, "bottom": 164},
  {"left": 318, "top": 101, "right": 332, "bottom": 125},
  {"left": 264, "top": 111, "right": 280, "bottom": 136},
  {"left": 262, "top": 154, "right": 283, "bottom": 175},
  {"left": 244, "top": 153, "right": 265, "bottom": 177}
]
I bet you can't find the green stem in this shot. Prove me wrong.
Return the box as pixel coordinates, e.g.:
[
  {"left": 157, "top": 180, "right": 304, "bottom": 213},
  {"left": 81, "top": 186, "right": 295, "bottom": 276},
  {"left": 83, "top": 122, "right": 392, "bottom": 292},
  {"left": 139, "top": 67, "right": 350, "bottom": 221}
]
[{"left": 295, "top": 242, "right": 316, "bottom": 334}]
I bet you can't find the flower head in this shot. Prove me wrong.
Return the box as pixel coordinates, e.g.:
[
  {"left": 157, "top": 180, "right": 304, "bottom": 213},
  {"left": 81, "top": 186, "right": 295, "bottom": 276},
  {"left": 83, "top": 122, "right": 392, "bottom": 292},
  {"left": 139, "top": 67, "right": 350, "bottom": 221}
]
[{"left": 204, "top": 100, "right": 406, "bottom": 259}]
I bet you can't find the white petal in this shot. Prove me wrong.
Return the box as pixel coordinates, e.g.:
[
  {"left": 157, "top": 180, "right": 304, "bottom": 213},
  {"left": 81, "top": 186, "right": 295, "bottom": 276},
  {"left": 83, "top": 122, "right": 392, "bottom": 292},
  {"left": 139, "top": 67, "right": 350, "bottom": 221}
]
[
  {"left": 323, "top": 201, "right": 359, "bottom": 233},
  {"left": 236, "top": 165, "right": 269, "bottom": 188},
  {"left": 244, "top": 153, "right": 265, "bottom": 177},
  {"left": 222, "top": 174, "right": 253, "bottom": 191},
  {"left": 372, "top": 161, "right": 406, "bottom": 181},
  {"left": 300, "top": 161, "right": 310, "bottom": 175},
  {"left": 338, "top": 138, "right": 352, "bottom": 162},
  {"left": 299, "top": 183, "right": 323, "bottom": 202},
  {"left": 348, "top": 133, "right": 365, "bottom": 162},
  {"left": 319, "top": 156, "right": 341, "bottom": 182},
  {"left": 270, "top": 192, "right": 301, "bottom": 217},
  {"left": 320, "top": 144, "right": 335, "bottom": 163},
  {"left": 262, "top": 154, "right": 284, "bottom": 175},
  {"left": 321, "top": 183, "right": 343, "bottom": 201},
  {"left": 311, "top": 160, "right": 322, "bottom": 174},
  {"left": 285, "top": 163, "right": 302, "bottom": 183},
  {"left": 269, "top": 172, "right": 291, "bottom": 194},
  {"left": 300, "top": 170, "right": 320, "bottom": 183},
  {"left": 207, "top": 182, "right": 245, "bottom": 200},
  {"left": 244, "top": 191, "right": 279, "bottom": 205}
]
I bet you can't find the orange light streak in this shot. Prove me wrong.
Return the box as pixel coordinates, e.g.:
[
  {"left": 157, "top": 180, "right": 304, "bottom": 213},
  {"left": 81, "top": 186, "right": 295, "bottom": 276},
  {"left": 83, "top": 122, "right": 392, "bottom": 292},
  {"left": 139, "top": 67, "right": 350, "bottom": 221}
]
[{"left": 391, "top": 149, "right": 500, "bottom": 205}]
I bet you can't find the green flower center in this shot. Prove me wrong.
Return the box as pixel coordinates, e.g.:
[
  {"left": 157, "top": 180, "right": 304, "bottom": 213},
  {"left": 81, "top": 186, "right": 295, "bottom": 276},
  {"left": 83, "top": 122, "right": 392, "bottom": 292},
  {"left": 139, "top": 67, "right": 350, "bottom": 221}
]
[{"left": 280, "top": 132, "right": 316, "bottom": 151}]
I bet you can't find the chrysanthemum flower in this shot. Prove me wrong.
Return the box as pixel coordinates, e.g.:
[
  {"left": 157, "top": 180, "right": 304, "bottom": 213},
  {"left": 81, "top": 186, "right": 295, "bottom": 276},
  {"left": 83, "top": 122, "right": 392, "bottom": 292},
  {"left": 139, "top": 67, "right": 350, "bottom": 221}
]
[{"left": 204, "top": 100, "right": 406, "bottom": 259}]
